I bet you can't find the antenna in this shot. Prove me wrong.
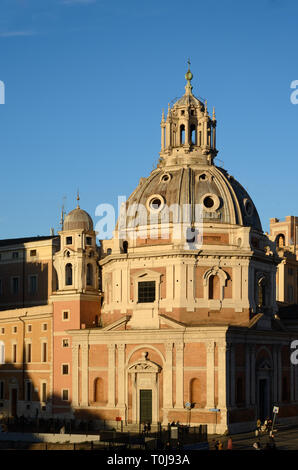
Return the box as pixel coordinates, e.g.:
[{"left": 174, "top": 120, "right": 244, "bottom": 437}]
[{"left": 60, "top": 195, "right": 67, "bottom": 228}]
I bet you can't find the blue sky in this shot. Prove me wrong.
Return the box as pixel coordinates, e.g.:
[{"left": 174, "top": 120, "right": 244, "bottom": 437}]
[{"left": 0, "top": 0, "right": 297, "bottom": 239}]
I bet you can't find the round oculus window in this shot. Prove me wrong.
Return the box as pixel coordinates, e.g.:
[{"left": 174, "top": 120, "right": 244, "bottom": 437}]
[
  {"left": 244, "top": 198, "right": 253, "bottom": 217},
  {"left": 160, "top": 172, "right": 172, "bottom": 183},
  {"left": 201, "top": 193, "right": 220, "bottom": 212},
  {"left": 203, "top": 196, "right": 214, "bottom": 208},
  {"left": 146, "top": 194, "right": 165, "bottom": 213},
  {"left": 150, "top": 198, "right": 162, "bottom": 210}
]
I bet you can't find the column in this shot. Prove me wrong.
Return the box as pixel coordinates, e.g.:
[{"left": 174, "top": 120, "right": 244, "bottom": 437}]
[
  {"left": 250, "top": 345, "right": 256, "bottom": 405},
  {"left": 245, "top": 344, "right": 251, "bottom": 406},
  {"left": 206, "top": 341, "right": 215, "bottom": 408},
  {"left": 290, "top": 359, "right": 295, "bottom": 402},
  {"left": 117, "top": 344, "right": 125, "bottom": 407},
  {"left": 166, "top": 265, "right": 174, "bottom": 305},
  {"left": 218, "top": 341, "right": 227, "bottom": 410},
  {"left": 81, "top": 343, "right": 89, "bottom": 406},
  {"left": 164, "top": 342, "right": 173, "bottom": 409},
  {"left": 108, "top": 343, "right": 116, "bottom": 407},
  {"left": 273, "top": 345, "right": 278, "bottom": 403},
  {"left": 277, "top": 346, "right": 282, "bottom": 402},
  {"left": 187, "top": 263, "right": 195, "bottom": 303},
  {"left": 230, "top": 344, "right": 236, "bottom": 407},
  {"left": 71, "top": 344, "right": 79, "bottom": 407},
  {"left": 185, "top": 119, "right": 189, "bottom": 146},
  {"left": 175, "top": 342, "right": 184, "bottom": 408}
]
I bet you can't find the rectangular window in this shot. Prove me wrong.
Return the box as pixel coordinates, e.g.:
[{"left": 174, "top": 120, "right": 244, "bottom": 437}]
[
  {"left": 62, "top": 311, "right": 69, "bottom": 321},
  {"left": 66, "top": 236, "right": 72, "bottom": 245},
  {"left": 42, "top": 342, "right": 47, "bottom": 363},
  {"left": 12, "top": 277, "right": 19, "bottom": 295},
  {"left": 12, "top": 252, "right": 19, "bottom": 259},
  {"left": 62, "top": 339, "right": 69, "bottom": 348},
  {"left": 27, "top": 324, "right": 32, "bottom": 333},
  {"left": 41, "top": 382, "right": 47, "bottom": 403},
  {"left": 1, "top": 328, "right": 4, "bottom": 335},
  {"left": 0, "top": 381, "right": 4, "bottom": 400},
  {"left": 26, "top": 381, "right": 32, "bottom": 401},
  {"left": 86, "top": 237, "right": 92, "bottom": 245},
  {"left": 30, "top": 249, "right": 37, "bottom": 257},
  {"left": 26, "top": 343, "right": 32, "bottom": 363},
  {"left": 62, "top": 364, "right": 69, "bottom": 375},
  {"left": 62, "top": 389, "right": 69, "bottom": 401},
  {"left": 13, "top": 326, "right": 17, "bottom": 334},
  {"left": 138, "top": 281, "right": 156, "bottom": 303},
  {"left": 12, "top": 344, "right": 17, "bottom": 363},
  {"left": 42, "top": 323, "right": 47, "bottom": 331},
  {"left": 29, "top": 275, "right": 37, "bottom": 294}
]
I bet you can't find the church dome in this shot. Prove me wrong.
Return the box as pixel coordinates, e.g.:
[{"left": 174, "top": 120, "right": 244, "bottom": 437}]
[
  {"left": 118, "top": 66, "right": 262, "bottom": 233},
  {"left": 124, "top": 165, "right": 262, "bottom": 231},
  {"left": 63, "top": 207, "right": 93, "bottom": 232}
]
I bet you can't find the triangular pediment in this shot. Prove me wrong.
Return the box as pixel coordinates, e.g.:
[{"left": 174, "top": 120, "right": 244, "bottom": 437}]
[
  {"left": 159, "top": 314, "right": 186, "bottom": 330},
  {"left": 101, "top": 315, "right": 131, "bottom": 331}
]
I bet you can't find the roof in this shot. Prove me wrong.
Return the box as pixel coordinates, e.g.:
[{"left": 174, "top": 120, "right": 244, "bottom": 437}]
[{"left": 0, "top": 236, "right": 58, "bottom": 248}]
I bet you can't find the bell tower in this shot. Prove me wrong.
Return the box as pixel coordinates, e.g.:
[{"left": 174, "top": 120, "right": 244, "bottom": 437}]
[
  {"left": 159, "top": 62, "right": 218, "bottom": 167},
  {"left": 50, "top": 199, "right": 101, "bottom": 416}
]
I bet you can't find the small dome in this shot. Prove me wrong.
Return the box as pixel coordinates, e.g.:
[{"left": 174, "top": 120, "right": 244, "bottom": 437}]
[{"left": 63, "top": 207, "right": 93, "bottom": 232}]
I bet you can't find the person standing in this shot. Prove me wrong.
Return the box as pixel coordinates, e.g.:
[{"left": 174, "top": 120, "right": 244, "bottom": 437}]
[{"left": 227, "top": 436, "right": 233, "bottom": 450}]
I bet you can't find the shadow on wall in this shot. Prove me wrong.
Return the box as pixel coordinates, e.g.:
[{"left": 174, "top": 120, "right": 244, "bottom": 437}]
[{"left": 0, "top": 360, "right": 117, "bottom": 449}]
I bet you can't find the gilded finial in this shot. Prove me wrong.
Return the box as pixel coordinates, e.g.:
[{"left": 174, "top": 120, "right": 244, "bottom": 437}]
[
  {"left": 185, "top": 58, "right": 193, "bottom": 81},
  {"left": 185, "top": 58, "right": 193, "bottom": 95},
  {"left": 76, "top": 189, "right": 80, "bottom": 208}
]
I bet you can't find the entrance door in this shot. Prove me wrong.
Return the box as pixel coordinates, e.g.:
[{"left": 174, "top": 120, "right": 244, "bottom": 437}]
[
  {"left": 10, "top": 388, "right": 17, "bottom": 417},
  {"left": 259, "top": 379, "right": 269, "bottom": 421},
  {"left": 140, "top": 389, "right": 152, "bottom": 424}
]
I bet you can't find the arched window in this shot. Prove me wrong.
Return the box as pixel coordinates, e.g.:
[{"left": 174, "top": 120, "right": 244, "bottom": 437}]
[
  {"left": 65, "top": 263, "right": 72, "bottom": 286},
  {"left": 276, "top": 234, "right": 285, "bottom": 248},
  {"left": 180, "top": 124, "right": 185, "bottom": 145},
  {"left": 87, "top": 264, "right": 93, "bottom": 286},
  {"left": 0, "top": 341, "right": 5, "bottom": 364},
  {"left": 190, "top": 378, "right": 201, "bottom": 406},
  {"left": 94, "top": 377, "right": 104, "bottom": 403},
  {"left": 208, "top": 275, "right": 220, "bottom": 299},
  {"left": 257, "top": 277, "right": 266, "bottom": 308},
  {"left": 190, "top": 124, "right": 196, "bottom": 145}
]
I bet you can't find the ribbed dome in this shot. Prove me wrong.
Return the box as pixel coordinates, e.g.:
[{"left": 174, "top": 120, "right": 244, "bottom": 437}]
[
  {"left": 122, "top": 165, "right": 262, "bottom": 231},
  {"left": 173, "top": 93, "right": 202, "bottom": 108},
  {"left": 63, "top": 207, "right": 93, "bottom": 232}
]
